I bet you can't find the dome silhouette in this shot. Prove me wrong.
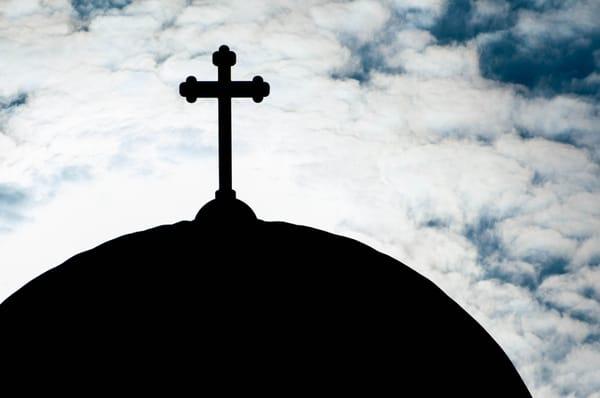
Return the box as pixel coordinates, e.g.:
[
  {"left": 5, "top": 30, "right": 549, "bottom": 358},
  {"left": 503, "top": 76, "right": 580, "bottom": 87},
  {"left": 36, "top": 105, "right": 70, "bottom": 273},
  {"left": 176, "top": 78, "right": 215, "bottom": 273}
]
[{"left": 0, "top": 199, "right": 531, "bottom": 396}]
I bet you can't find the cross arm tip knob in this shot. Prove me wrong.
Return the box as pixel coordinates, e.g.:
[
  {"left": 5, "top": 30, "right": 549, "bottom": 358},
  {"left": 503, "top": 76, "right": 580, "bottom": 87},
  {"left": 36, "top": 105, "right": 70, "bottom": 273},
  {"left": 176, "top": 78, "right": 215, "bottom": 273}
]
[
  {"left": 180, "top": 76, "right": 198, "bottom": 103},
  {"left": 251, "top": 76, "right": 270, "bottom": 103}
]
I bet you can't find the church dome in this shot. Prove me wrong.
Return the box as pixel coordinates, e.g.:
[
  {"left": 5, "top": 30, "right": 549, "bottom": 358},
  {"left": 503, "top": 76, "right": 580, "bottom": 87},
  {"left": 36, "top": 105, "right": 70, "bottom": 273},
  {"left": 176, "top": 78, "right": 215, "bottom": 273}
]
[{"left": 0, "top": 200, "right": 531, "bottom": 396}]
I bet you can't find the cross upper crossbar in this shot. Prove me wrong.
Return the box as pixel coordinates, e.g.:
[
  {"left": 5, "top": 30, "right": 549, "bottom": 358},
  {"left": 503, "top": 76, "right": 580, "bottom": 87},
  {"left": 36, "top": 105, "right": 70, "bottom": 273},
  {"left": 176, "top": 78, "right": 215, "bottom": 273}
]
[
  {"left": 179, "top": 45, "right": 270, "bottom": 200},
  {"left": 180, "top": 77, "right": 268, "bottom": 102}
]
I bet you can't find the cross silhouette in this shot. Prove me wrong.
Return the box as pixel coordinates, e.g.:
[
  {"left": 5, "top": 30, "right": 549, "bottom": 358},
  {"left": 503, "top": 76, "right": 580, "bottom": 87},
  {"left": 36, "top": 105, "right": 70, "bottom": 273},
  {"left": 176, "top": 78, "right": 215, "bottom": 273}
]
[{"left": 179, "top": 45, "right": 270, "bottom": 200}]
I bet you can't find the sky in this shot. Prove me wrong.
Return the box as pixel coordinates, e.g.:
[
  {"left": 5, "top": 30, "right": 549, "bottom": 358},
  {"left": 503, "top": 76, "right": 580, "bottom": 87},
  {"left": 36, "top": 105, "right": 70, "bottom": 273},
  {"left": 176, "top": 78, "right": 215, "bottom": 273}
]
[{"left": 1, "top": 0, "right": 599, "bottom": 395}]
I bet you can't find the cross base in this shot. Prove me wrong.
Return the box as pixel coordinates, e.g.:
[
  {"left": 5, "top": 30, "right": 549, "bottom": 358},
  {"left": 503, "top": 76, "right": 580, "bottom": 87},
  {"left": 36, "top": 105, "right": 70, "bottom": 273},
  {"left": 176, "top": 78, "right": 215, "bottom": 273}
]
[{"left": 215, "top": 189, "right": 236, "bottom": 200}]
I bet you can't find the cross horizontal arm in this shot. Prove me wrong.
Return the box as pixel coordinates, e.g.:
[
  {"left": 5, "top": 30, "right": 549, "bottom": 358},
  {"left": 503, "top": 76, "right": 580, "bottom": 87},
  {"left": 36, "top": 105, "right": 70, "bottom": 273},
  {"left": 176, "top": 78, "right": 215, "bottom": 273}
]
[{"left": 180, "top": 76, "right": 270, "bottom": 103}]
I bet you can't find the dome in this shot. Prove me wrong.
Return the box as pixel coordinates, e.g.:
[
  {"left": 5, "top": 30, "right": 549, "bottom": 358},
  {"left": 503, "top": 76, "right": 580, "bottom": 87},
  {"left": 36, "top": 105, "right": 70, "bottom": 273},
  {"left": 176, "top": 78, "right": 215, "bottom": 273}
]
[{"left": 0, "top": 198, "right": 530, "bottom": 396}]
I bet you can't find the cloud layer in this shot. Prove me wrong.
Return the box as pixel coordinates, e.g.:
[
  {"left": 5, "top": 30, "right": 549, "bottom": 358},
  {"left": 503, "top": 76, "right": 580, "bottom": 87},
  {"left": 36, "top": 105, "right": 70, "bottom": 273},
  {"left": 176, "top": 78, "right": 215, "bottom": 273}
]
[{"left": 1, "top": 1, "right": 599, "bottom": 395}]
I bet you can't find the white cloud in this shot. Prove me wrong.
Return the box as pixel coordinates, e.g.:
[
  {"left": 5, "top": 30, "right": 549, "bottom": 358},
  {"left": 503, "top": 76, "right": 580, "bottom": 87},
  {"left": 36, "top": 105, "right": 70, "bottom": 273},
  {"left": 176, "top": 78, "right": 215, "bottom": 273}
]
[
  {"left": 388, "top": 0, "right": 446, "bottom": 16},
  {"left": 310, "top": 0, "right": 391, "bottom": 44},
  {"left": 472, "top": 0, "right": 510, "bottom": 21},
  {"left": 553, "top": 343, "right": 600, "bottom": 397},
  {"left": 391, "top": 29, "right": 435, "bottom": 51},
  {"left": 515, "top": 96, "right": 600, "bottom": 145},
  {"left": 499, "top": 223, "right": 577, "bottom": 262},
  {"left": 387, "top": 43, "right": 480, "bottom": 78},
  {"left": 514, "top": 1, "right": 600, "bottom": 42}
]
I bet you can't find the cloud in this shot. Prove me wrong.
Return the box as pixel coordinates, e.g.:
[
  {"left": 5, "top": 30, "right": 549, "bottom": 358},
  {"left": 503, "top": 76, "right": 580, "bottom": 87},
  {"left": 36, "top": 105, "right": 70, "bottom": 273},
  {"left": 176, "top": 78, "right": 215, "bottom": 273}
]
[
  {"left": 552, "top": 342, "right": 600, "bottom": 396},
  {"left": 0, "top": 92, "right": 27, "bottom": 136},
  {"left": 428, "top": 0, "right": 600, "bottom": 98},
  {"left": 310, "top": 0, "right": 390, "bottom": 45},
  {"left": 431, "top": 0, "right": 513, "bottom": 43},
  {"left": 0, "top": 183, "right": 28, "bottom": 231},
  {"left": 0, "top": 1, "right": 599, "bottom": 396},
  {"left": 71, "top": 0, "right": 133, "bottom": 20},
  {"left": 539, "top": 266, "right": 600, "bottom": 324},
  {"left": 480, "top": 30, "right": 600, "bottom": 96}
]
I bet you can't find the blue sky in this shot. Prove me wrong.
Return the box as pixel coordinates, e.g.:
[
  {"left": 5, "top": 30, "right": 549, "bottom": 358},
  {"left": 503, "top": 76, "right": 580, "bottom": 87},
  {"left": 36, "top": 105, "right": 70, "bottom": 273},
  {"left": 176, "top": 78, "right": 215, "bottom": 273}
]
[{"left": 1, "top": 1, "right": 599, "bottom": 395}]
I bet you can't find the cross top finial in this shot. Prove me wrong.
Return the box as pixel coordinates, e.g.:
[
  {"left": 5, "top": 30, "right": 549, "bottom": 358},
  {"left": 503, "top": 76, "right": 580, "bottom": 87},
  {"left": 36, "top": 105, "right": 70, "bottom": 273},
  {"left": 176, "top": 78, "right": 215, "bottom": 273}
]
[
  {"left": 213, "top": 45, "right": 236, "bottom": 67},
  {"left": 179, "top": 45, "right": 270, "bottom": 203}
]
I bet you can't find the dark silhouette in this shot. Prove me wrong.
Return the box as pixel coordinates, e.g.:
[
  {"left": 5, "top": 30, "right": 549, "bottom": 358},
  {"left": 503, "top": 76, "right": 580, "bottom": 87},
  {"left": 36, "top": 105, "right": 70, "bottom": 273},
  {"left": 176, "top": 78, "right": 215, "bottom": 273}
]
[
  {"left": 179, "top": 44, "right": 269, "bottom": 221},
  {"left": 179, "top": 44, "right": 269, "bottom": 201},
  {"left": 0, "top": 46, "right": 530, "bottom": 396}
]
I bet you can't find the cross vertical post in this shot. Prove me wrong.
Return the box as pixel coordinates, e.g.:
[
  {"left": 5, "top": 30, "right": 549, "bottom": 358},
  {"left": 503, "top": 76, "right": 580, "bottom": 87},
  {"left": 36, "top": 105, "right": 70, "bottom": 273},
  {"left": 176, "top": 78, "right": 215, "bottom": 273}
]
[
  {"left": 216, "top": 47, "right": 234, "bottom": 199},
  {"left": 179, "top": 45, "right": 270, "bottom": 202}
]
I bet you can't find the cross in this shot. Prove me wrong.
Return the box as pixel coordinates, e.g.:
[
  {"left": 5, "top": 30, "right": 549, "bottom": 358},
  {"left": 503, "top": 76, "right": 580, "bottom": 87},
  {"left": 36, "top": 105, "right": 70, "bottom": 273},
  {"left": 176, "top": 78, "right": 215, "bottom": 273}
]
[{"left": 179, "top": 45, "right": 270, "bottom": 201}]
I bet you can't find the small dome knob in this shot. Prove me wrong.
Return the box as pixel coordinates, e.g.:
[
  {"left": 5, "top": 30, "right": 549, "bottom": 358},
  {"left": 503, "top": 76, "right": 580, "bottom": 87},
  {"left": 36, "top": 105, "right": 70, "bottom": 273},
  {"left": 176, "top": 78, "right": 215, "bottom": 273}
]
[{"left": 195, "top": 193, "right": 257, "bottom": 228}]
